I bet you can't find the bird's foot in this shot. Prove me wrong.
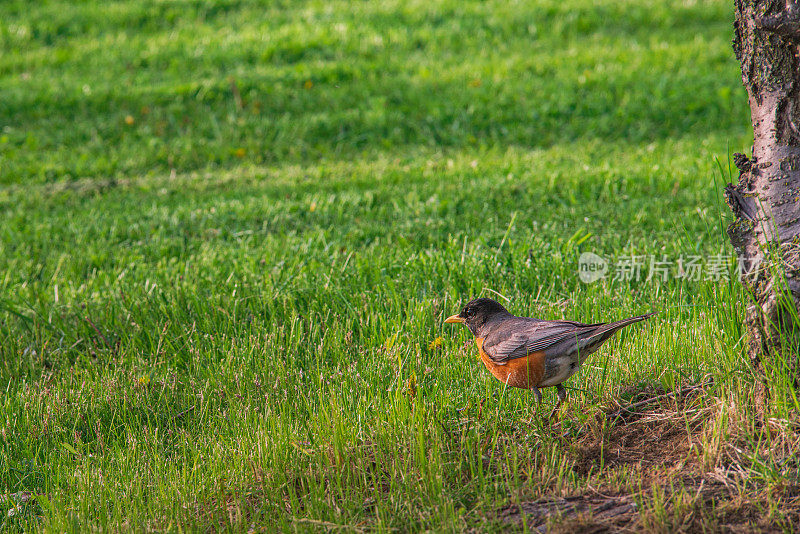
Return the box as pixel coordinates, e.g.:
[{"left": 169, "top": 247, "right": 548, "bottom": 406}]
[{"left": 547, "top": 385, "right": 568, "bottom": 422}]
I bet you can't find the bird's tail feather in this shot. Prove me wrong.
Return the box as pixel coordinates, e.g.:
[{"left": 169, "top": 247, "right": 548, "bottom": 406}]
[
  {"left": 605, "top": 311, "right": 656, "bottom": 330},
  {"left": 591, "top": 311, "right": 656, "bottom": 340}
]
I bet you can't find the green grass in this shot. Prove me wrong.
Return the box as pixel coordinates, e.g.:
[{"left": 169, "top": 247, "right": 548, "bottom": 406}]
[{"left": 3, "top": 0, "right": 797, "bottom": 531}]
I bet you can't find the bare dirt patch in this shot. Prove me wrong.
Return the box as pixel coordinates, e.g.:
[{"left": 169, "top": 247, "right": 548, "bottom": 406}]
[
  {"left": 573, "top": 416, "right": 694, "bottom": 476},
  {"left": 499, "top": 494, "right": 637, "bottom": 533}
]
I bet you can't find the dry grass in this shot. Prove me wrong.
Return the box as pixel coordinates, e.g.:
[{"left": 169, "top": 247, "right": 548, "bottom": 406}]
[{"left": 494, "top": 385, "right": 800, "bottom": 532}]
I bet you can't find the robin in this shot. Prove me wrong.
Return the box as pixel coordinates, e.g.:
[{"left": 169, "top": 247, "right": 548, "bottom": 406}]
[{"left": 445, "top": 298, "right": 655, "bottom": 418}]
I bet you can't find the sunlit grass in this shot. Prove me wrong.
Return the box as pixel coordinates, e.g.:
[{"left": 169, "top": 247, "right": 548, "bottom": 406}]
[{"left": 4, "top": 0, "right": 797, "bottom": 532}]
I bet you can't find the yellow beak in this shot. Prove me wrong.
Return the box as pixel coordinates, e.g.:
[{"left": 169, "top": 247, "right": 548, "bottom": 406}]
[{"left": 444, "top": 315, "right": 465, "bottom": 324}]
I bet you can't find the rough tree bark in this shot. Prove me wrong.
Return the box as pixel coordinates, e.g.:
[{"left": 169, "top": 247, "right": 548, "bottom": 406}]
[{"left": 728, "top": 0, "right": 800, "bottom": 413}]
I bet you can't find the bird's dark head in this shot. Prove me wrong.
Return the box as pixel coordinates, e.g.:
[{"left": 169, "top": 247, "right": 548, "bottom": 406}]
[{"left": 445, "top": 298, "right": 511, "bottom": 336}]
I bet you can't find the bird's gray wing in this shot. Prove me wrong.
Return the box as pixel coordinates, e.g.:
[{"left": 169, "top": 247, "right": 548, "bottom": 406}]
[{"left": 482, "top": 320, "right": 597, "bottom": 363}]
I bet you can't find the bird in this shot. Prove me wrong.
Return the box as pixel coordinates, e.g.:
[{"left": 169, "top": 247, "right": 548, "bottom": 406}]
[{"left": 445, "top": 298, "right": 655, "bottom": 419}]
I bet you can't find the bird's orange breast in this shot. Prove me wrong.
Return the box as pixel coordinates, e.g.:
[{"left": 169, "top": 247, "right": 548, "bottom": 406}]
[{"left": 475, "top": 337, "right": 546, "bottom": 389}]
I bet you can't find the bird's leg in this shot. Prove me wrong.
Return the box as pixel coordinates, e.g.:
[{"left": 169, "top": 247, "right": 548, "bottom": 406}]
[
  {"left": 531, "top": 386, "right": 542, "bottom": 413},
  {"left": 548, "top": 384, "right": 567, "bottom": 421}
]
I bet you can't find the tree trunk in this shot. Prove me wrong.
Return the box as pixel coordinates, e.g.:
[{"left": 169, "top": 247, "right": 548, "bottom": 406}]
[{"left": 729, "top": 0, "right": 800, "bottom": 415}]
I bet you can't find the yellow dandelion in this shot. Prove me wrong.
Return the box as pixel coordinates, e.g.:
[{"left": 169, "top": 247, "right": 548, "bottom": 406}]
[
  {"left": 404, "top": 374, "right": 417, "bottom": 401},
  {"left": 428, "top": 337, "right": 443, "bottom": 350}
]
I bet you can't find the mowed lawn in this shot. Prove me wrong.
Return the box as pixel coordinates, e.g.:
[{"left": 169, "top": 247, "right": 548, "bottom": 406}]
[{"left": 4, "top": 0, "right": 791, "bottom": 531}]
